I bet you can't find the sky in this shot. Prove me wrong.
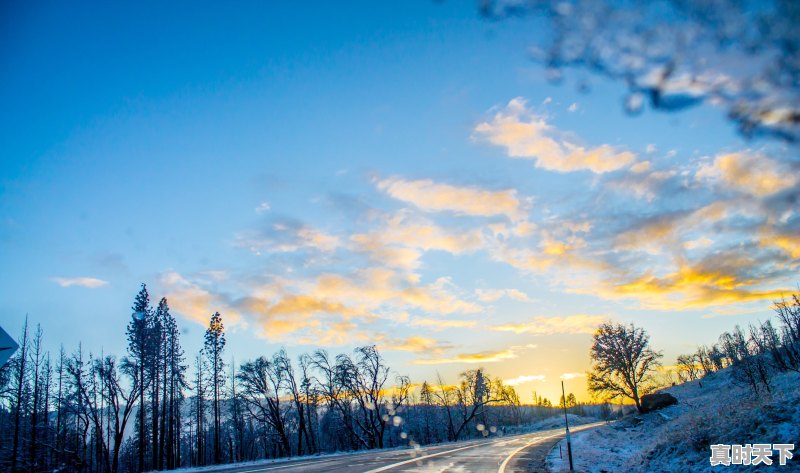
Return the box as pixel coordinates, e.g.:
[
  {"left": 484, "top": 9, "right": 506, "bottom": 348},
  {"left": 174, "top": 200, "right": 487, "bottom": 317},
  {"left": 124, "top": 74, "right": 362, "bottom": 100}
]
[{"left": 1, "top": 1, "right": 798, "bottom": 403}]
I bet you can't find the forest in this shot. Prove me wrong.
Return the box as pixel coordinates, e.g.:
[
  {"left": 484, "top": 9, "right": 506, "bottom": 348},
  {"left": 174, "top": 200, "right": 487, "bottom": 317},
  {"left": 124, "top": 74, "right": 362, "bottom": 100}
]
[{"left": 0, "top": 284, "right": 594, "bottom": 473}]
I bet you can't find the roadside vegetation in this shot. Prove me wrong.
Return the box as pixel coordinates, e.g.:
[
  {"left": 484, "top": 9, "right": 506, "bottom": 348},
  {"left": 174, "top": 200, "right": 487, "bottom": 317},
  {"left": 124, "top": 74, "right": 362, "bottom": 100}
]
[{"left": 549, "top": 293, "right": 800, "bottom": 472}]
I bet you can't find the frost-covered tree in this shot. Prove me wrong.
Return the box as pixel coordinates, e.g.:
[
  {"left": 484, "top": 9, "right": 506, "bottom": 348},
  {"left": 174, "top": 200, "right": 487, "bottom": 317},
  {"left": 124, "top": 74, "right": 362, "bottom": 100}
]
[{"left": 588, "top": 322, "right": 662, "bottom": 413}]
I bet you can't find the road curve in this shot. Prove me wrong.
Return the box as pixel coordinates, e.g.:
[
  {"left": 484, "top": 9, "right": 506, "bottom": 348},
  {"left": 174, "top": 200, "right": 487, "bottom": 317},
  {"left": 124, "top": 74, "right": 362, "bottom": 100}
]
[{"left": 195, "top": 422, "right": 604, "bottom": 473}]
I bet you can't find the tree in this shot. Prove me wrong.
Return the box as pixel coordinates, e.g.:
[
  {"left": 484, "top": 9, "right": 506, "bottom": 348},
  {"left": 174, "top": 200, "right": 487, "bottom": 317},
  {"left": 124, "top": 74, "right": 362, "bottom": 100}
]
[
  {"left": 10, "top": 316, "right": 29, "bottom": 473},
  {"left": 203, "top": 312, "right": 226, "bottom": 464},
  {"left": 588, "top": 322, "right": 662, "bottom": 413},
  {"left": 480, "top": 1, "right": 800, "bottom": 143},
  {"left": 676, "top": 354, "right": 701, "bottom": 382},
  {"left": 126, "top": 284, "right": 151, "bottom": 473},
  {"left": 67, "top": 352, "right": 139, "bottom": 473},
  {"left": 237, "top": 355, "right": 291, "bottom": 457},
  {"left": 559, "top": 392, "right": 577, "bottom": 409}
]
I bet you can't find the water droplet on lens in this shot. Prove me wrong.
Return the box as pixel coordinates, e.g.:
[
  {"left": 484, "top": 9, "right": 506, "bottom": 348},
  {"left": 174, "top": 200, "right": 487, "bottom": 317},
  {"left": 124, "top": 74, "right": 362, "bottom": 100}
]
[{"left": 625, "top": 93, "right": 645, "bottom": 115}]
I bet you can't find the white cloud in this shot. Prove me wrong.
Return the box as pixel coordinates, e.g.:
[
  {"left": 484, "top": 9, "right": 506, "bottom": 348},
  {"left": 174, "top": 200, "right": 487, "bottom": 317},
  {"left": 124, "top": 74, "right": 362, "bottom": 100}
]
[
  {"left": 52, "top": 277, "right": 108, "bottom": 288},
  {"left": 505, "top": 374, "right": 546, "bottom": 386},
  {"left": 475, "top": 288, "right": 530, "bottom": 302},
  {"left": 560, "top": 372, "right": 586, "bottom": 380},
  {"left": 255, "top": 201, "right": 271, "bottom": 213}
]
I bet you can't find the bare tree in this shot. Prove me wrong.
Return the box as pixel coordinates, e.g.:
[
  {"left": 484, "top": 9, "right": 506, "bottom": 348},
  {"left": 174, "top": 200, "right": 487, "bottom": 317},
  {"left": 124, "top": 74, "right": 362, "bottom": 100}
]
[
  {"left": 10, "top": 316, "right": 29, "bottom": 473},
  {"left": 237, "top": 356, "right": 291, "bottom": 457},
  {"left": 588, "top": 322, "right": 662, "bottom": 412},
  {"left": 274, "top": 350, "right": 308, "bottom": 456}
]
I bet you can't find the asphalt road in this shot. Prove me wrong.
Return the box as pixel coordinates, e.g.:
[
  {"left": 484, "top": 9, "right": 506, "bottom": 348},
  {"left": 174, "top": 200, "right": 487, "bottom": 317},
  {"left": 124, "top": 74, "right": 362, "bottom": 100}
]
[{"left": 197, "top": 422, "right": 604, "bottom": 473}]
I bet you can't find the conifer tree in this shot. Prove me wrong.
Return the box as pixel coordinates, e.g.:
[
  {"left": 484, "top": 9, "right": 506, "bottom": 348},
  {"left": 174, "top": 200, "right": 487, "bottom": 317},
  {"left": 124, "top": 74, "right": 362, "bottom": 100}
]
[
  {"left": 203, "top": 312, "right": 225, "bottom": 464},
  {"left": 126, "top": 284, "right": 151, "bottom": 472}
]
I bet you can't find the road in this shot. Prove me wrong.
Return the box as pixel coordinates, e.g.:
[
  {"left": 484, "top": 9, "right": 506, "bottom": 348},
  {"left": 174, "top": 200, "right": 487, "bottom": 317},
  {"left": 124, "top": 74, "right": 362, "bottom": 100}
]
[{"left": 197, "top": 422, "right": 604, "bottom": 473}]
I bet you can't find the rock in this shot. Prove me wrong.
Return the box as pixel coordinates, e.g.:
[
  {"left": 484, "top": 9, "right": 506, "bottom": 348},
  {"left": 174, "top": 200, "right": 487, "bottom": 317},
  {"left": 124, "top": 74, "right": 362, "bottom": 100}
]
[{"left": 640, "top": 393, "right": 678, "bottom": 413}]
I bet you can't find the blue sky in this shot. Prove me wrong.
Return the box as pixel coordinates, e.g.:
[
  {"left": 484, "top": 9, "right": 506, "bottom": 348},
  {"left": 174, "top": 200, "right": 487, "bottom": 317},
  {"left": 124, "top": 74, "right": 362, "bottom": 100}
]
[{"left": 2, "top": 1, "right": 797, "bottom": 402}]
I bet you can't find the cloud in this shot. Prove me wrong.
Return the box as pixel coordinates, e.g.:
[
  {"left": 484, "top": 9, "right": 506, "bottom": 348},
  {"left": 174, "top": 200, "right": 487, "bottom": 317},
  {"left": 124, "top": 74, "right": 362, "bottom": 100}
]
[
  {"left": 696, "top": 151, "right": 797, "bottom": 197},
  {"left": 159, "top": 271, "right": 243, "bottom": 327},
  {"left": 350, "top": 211, "right": 486, "bottom": 271},
  {"left": 51, "top": 277, "right": 109, "bottom": 288},
  {"left": 234, "top": 219, "right": 340, "bottom": 255},
  {"left": 589, "top": 258, "right": 793, "bottom": 310},
  {"left": 683, "top": 237, "right": 714, "bottom": 250},
  {"left": 505, "top": 374, "right": 546, "bottom": 386},
  {"left": 758, "top": 228, "right": 800, "bottom": 258},
  {"left": 492, "top": 314, "right": 605, "bottom": 335},
  {"left": 475, "top": 288, "right": 530, "bottom": 302},
  {"left": 414, "top": 348, "right": 519, "bottom": 365},
  {"left": 608, "top": 169, "right": 678, "bottom": 201},
  {"left": 560, "top": 372, "right": 586, "bottom": 380},
  {"left": 410, "top": 318, "right": 478, "bottom": 329},
  {"left": 376, "top": 177, "right": 524, "bottom": 220},
  {"left": 313, "top": 269, "right": 482, "bottom": 315},
  {"left": 414, "top": 344, "right": 536, "bottom": 365},
  {"left": 164, "top": 264, "right": 483, "bottom": 345},
  {"left": 379, "top": 336, "right": 455, "bottom": 354},
  {"left": 255, "top": 201, "right": 271, "bottom": 213},
  {"left": 474, "top": 97, "right": 636, "bottom": 173},
  {"left": 568, "top": 103, "right": 578, "bottom": 112}
]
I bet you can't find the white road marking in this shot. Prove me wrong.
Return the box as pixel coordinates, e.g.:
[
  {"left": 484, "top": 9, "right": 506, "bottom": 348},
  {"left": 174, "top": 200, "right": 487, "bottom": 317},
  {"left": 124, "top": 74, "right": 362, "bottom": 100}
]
[
  {"left": 496, "top": 434, "right": 560, "bottom": 473},
  {"left": 496, "top": 422, "right": 605, "bottom": 473}
]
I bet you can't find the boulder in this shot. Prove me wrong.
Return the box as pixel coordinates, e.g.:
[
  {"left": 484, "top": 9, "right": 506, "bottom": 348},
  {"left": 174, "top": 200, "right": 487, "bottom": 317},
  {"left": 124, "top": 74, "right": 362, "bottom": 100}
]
[{"left": 640, "top": 392, "right": 677, "bottom": 413}]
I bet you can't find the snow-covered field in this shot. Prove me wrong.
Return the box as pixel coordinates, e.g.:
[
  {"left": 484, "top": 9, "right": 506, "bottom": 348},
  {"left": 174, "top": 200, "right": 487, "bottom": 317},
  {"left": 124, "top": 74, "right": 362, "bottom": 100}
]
[{"left": 548, "top": 369, "right": 800, "bottom": 472}]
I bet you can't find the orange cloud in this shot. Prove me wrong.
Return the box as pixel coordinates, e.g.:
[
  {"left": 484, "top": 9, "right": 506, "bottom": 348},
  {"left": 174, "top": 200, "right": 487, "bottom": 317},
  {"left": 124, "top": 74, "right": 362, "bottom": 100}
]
[
  {"left": 159, "top": 271, "right": 243, "bottom": 327},
  {"left": 379, "top": 336, "right": 455, "bottom": 354},
  {"left": 413, "top": 348, "right": 519, "bottom": 365},
  {"left": 593, "top": 262, "right": 792, "bottom": 310},
  {"left": 376, "top": 177, "right": 524, "bottom": 220},
  {"left": 759, "top": 228, "right": 800, "bottom": 259},
  {"left": 350, "top": 211, "right": 486, "bottom": 271},
  {"left": 697, "top": 151, "right": 796, "bottom": 197},
  {"left": 474, "top": 97, "right": 636, "bottom": 173},
  {"left": 492, "top": 314, "right": 605, "bottom": 335}
]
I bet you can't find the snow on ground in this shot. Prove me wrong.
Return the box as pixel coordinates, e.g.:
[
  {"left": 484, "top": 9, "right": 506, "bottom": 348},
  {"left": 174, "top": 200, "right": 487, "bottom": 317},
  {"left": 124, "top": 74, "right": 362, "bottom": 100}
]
[{"left": 548, "top": 369, "right": 800, "bottom": 472}]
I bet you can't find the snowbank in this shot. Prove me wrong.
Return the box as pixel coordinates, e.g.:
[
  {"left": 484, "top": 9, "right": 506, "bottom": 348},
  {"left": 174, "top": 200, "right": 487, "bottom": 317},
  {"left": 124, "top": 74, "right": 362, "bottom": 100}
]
[{"left": 547, "top": 369, "right": 800, "bottom": 472}]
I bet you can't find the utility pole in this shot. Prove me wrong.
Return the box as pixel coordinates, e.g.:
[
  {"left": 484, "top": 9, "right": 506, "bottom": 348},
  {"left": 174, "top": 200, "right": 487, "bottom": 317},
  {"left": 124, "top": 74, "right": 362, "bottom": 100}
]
[{"left": 561, "top": 380, "right": 574, "bottom": 472}]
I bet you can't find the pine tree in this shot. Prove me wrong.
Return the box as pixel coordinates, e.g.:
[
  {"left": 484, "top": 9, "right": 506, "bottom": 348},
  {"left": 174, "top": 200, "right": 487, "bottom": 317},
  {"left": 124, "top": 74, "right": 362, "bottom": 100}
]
[
  {"left": 204, "top": 312, "right": 226, "bottom": 464},
  {"left": 126, "top": 284, "right": 151, "bottom": 473}
]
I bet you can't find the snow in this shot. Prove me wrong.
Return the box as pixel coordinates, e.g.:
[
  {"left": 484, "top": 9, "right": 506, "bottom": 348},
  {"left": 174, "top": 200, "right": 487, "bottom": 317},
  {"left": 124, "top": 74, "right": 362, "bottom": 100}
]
[{"left": 547, "top": 369, "right": 800, "bottom": 472}]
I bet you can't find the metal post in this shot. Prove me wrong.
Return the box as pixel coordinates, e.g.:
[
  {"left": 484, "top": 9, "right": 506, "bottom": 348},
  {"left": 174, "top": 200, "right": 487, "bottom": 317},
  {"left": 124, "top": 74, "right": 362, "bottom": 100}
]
[{"left": 562, "top": 380, "right": 574, "bottom": 472}]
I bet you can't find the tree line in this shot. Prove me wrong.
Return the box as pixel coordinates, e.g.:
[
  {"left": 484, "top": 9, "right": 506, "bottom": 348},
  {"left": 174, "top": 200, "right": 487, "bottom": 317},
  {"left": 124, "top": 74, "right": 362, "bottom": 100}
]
[
  {"left": 674, "top": 293, "right": 800, "bottom": 396},
  {"left": 0, "top": 283, "right": 575, "bottom": 473}
]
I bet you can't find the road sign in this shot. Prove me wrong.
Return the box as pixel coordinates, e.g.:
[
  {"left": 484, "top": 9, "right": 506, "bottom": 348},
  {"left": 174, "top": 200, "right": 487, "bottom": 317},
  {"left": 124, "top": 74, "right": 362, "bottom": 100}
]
[{"left": 0, "top": 325, "right": 20, "bottom": 367}]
